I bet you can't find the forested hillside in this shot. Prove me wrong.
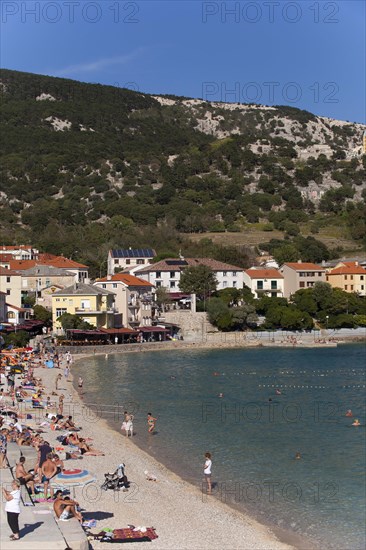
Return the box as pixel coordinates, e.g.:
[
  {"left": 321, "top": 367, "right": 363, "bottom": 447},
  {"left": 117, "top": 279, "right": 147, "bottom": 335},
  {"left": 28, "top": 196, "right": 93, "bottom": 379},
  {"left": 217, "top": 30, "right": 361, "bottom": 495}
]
[{"left": 0, "top": 69, "right": 365, "bottom": 274}]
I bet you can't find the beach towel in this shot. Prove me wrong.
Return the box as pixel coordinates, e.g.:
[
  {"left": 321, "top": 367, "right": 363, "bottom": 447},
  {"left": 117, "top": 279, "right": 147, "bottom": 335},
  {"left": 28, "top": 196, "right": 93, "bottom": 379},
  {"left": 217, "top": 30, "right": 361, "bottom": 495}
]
[{"left": 98, "top": 527, "right": 158, "bottom": 543}]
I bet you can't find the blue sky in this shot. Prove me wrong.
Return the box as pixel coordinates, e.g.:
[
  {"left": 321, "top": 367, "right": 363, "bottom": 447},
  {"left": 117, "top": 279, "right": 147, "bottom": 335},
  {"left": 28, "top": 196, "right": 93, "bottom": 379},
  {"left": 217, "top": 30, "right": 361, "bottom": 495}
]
[{"left": 1, "top": 0, "right": 365, "bottom": 122}]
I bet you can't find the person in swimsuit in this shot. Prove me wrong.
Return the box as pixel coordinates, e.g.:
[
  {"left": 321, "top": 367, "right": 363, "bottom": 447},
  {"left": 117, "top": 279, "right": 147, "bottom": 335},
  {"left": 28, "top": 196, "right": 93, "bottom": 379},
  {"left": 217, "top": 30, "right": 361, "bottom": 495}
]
[
  {"left": 53, "top": 491, "right": 82, "bottom": 523},
  {"left": 352, "top": 419, "right": 361, "bottom": 426},
  {"left": 204, "top": 452, "right": 212, "bottom": 494},
  {"left": 15, "top": 456, "right": 36, "bottom": 495},
  {"left": 147, "top": 413, "right": 157, "bottom": 434},
  {"left": 345, "top": 409, "right": 353, "bottom": 417},
  {"left": 41, "top": 453, "right": 57, "bottom": 500}
]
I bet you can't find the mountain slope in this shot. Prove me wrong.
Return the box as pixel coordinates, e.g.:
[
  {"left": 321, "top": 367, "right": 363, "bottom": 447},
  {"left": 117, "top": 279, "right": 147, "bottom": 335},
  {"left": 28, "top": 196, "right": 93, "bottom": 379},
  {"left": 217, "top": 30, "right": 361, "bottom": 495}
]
[{"left": 0, "top": 68, "right": 365, "bottom": 250}]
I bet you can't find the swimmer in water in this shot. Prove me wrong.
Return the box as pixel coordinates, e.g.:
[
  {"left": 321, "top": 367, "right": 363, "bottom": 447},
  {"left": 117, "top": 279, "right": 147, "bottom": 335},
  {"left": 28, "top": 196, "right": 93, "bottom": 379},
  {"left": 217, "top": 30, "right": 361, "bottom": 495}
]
[
  {"left": 345, "top": 409, "right": 353, "bottom": 417},
  {"left": 352, "top": 419, "right": 361, "bottom": 426},
  {"left": 275, "top": 389, "right": 282, "bottom": 395},
  {"left": 218, "top": 393, "right": 224, "bottom": 398},
  {"left": 295, "top": 452, "right": 301, "bottom": 460}
]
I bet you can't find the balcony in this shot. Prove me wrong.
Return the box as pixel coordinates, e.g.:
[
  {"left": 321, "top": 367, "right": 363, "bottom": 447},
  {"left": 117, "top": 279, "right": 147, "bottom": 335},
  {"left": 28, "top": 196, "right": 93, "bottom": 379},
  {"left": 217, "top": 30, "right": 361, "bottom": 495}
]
[{"left": 75, "top": 307, "right": 118, "bottom": 314}]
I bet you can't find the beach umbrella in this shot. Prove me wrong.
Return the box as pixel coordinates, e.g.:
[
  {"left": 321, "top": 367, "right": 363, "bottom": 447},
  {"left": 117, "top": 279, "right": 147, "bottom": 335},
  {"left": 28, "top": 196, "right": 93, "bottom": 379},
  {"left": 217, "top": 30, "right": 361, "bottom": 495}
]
[{"left": 50, "top": 468, "right": 96, "bottom": 491}]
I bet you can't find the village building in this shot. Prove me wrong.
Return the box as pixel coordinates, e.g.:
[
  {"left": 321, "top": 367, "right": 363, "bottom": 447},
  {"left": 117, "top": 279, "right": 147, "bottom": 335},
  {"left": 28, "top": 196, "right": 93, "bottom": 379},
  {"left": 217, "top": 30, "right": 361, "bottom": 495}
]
[
  {"left": 243, "top": 268, "right": 284, "bottom": 299},
  {"left": 51, "top": 283, "right": 116, "bottom": 331},
  {"left": 0, "top": 267, "right": 22, "bottom": 308},
  {"left": 107, "top": 248, "right": 156, "bottom": 275},
  {"left": 279, "top": 262, "right": 326, "bottom": 298},
  {"left": 138, "top": 258, "right": 244, "bottom": 293},
  {"left": 326, "top": 261, "right": 366, "bottom": 296}
]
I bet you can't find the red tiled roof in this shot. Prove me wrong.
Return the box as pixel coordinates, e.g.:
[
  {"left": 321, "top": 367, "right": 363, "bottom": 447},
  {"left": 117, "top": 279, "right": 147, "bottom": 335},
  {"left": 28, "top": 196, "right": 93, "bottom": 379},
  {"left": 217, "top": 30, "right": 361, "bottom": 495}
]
[
  {"left": 97, "top": 274, "right": 153, "bottom": 287},
  {"left": 328, "top": 265, "right": 366, "bottom": 275},
  {"left": 0, "top": 253, "right": 14, "bottom": 261},
  {"left": 284, "top": 262, "right": 325, "bottom": 271},
  {"left": 9, "top": 256, "right": 88, "bottom": 271},
  {"left": 245, "top": 268, "right": 283, "bottom": 279},
  {"left": 8, "top": 260, "right": 37, "bottom": 270}
]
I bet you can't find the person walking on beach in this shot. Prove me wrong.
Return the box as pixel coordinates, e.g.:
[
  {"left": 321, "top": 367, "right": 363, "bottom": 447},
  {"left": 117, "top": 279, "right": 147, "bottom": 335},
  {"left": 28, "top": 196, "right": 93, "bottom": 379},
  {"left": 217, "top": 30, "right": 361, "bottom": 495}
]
[
  {"left": 55, "top": 373, "right": 62, "bottom": 391},
  {"left": 0, "top": 428, "right": 8, "bottom": 469},
  {"left": 204, "top": 452, "right": 212, "bottom": 494},
  {"left": 64, "top": 365, "right": 70, "bottom": 380},
  {"left": 147, "top": 413, "right": 157, "bottom": 434},
  {"left": 78, "top": 377, "right": 83, "bottom": 391},
  {"left": 121, "top": 411, "right": 134, "bottom": 437},
  {"left": 3, "top": 480, "right": 21, "bottom": 540}
]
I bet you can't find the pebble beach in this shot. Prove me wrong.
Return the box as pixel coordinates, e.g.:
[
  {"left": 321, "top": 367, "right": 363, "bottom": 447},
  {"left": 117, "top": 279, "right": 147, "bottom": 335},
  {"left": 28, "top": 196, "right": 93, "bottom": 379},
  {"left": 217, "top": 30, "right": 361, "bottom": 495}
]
[{"left": 32, "top": 355, "right": 295, "bottom": 550}]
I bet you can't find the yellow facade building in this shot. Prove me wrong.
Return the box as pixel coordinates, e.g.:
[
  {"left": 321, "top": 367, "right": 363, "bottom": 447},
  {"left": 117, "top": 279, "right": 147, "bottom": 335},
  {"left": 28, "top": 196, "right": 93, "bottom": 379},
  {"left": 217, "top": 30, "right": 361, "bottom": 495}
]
[
  {"left": 52, "top": 282, "right": 116, "bottom": 331},
  {"left": 326, "top": 262, "right": 366, "bottom": 296}
]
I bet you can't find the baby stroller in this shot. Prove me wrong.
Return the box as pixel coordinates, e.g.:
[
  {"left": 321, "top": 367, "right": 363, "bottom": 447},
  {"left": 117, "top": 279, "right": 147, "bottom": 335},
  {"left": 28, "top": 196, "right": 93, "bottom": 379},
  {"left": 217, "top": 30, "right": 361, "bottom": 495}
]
[{"left": 101, "top": 463, "right": 129, "bottom": 491}]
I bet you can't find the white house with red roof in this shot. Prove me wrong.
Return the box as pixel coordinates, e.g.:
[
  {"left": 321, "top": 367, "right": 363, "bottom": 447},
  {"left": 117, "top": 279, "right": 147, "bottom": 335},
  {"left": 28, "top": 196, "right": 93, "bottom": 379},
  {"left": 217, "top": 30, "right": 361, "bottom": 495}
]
[
  {"left": 279, "top": 262, "right": 326, "bottom": 298},
  {"left": 138, "top": 257, "right": 244, "bottom": 292},
  {"left": 243, "top": 268, "right": 284, "bottom": 299},
  {"left": 0, "top": 245, "right": 39, "bottom": 261},
  {"left": 94, "top": 273, "right": 155, "bottom": 328}
]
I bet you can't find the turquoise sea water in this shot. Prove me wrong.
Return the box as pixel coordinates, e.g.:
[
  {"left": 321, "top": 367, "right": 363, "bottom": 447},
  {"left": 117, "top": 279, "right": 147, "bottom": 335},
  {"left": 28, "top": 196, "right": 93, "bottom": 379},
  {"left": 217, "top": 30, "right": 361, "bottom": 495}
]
[{"left": 75, "top": 344, "right": 366, "bottom": 549}]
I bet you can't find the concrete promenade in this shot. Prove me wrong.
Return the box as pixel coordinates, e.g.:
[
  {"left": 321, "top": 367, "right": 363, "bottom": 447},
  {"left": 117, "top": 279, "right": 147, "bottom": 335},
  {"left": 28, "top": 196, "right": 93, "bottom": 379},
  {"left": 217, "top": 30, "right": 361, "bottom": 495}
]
[{"left": 0, "top": 442, "right": 88, "bottom": 550}]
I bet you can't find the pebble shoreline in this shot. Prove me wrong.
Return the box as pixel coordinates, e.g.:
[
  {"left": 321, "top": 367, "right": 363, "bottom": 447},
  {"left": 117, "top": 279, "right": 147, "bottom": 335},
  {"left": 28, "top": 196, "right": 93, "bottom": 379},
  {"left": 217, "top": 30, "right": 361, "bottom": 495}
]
[{"left": 34, "top": 356, "right": 296, "bottom": 550}]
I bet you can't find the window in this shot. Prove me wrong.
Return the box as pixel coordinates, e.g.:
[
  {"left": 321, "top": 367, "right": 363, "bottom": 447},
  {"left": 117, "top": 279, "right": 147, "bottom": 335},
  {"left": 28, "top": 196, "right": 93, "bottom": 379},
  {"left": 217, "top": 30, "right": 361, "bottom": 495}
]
[
  {"left": 126, "top": 259, "right": 131, "bottom": 265},
  {"left": 299, "top": 282, "right": 305, "bottom": 288},
  {"left": 137, "top": 259, "right": 144, "bottom": 264},
  {"left": 233, "top": 271, "right": 237, "bottom": 277},
  {"left": 271, "top": 292, "right": 277, "bottom": 298},
  {"left": 102, "top": 284, "right": 106, "bottom": 289},
  {"left": 45, "top": 279, "right": 50, "bottom": 287},
  {"left": 7, "top": 312, "right": 15, "bottom": 319},
  {"left": 156, "top": 281, "right": 162, "bottom": 287},
  {"left": 56, "top": 298, "right": 60, "bottom": 302},
  {"left": 345, "top": 285, "right": 348, "bottom": 290},
  {"left": 156, "top": 271, "right": 161, "bottom": 278},
  {"left": 350, "top": 285, "right": 354, "bottom": 291},
  {"left": 223, "top": 281, "right": 227, "bottom": 288},
  {"left": 170, "top": 281, "right": 176, "bottom": 288},
  {"left": 170, "top": 271, "right": 175, "bottom": 278},
  {"left": 350, "top": 275, "right": 354, "bottom": 280},
  {"left": 233, "top": 281, "right": 237, "bottom": 287},
  {"left": 6, "top": 276, "right": 10, "bottom": 283},
  {"left": 113, "top": 283, "right": 117, "bottom": 288},
  {"left": 56, "top": 308, "right": 67, "bottom": 317},
  {"left": 361, "top": 275, "right": 364, "bottom": 281},
  {"left": 6, "top": 289, "right": 10, "bottom": 295},
  {"left": 223, "top": 271, "right": 227, "bottom": 276},
  {"left": 257, "top": 281, "right": 263, "bottom": 290},
  {"left": 361, "top": 285, "right": 364, "bottom": 290},
  {"left": 345, "top": 275, "right": 348, "bottom": 280},
  {"left": 271, "top": 281, "right": 277, "bottom": 289},
  {"left": 318, "top": 272, "right": 322, "bottom": 277},
  {"left": 114, "top": 259, "right": 119, "bottom": 265}
]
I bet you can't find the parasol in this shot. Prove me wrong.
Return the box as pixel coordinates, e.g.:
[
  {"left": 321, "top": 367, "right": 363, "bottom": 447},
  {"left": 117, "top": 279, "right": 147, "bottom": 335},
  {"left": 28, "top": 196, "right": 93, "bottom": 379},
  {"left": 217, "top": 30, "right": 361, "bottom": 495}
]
[{"left": 50, "top": 468, "right": 96, "bottom": 490}]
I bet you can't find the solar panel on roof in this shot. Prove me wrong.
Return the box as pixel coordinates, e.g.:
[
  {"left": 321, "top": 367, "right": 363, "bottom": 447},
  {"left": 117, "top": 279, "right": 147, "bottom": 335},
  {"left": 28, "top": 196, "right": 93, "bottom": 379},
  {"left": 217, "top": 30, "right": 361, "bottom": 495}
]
[
  {"left": 112, "top": 248, "right": 155, "bottom": 258},
  {"left": 165, "top": 260, "right": 188, "bottom": 266}
]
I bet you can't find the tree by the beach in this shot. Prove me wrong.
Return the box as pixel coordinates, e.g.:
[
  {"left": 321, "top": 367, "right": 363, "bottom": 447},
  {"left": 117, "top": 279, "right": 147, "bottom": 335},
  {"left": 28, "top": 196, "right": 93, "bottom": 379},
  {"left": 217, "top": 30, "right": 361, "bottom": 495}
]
[
  {"left": 33, "top": 304, "right": 52, "bottom": 324},
  {"left": 180, "top": 265, "right": 217, "bottom": 300},
  {"left": 155, "top": 287, "right": 172, "bottom": 313}
]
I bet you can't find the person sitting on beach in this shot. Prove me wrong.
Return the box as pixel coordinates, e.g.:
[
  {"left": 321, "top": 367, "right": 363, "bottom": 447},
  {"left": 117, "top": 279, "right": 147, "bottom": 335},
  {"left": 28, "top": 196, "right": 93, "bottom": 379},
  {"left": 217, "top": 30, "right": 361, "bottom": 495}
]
[
  {"left": 15, "top": 456, "right": 36, "bottom": 495},
  {"left": 52, "top": 454, "right": 64, "bottom": 474},
  {"left": 352, "top": 419, "right": 361, "bottom": 426},
  {"left": 345, "top": 409, "right": 353, "bottom": 417},
  {"left": 147, "top": 413, "right": 157, "bottom": 434},
  {"left": 41, "top": 453, "right": 57, "bottom": 500},
  {"left": 53, "top": 491, "right": 83, "bottom": 523}
]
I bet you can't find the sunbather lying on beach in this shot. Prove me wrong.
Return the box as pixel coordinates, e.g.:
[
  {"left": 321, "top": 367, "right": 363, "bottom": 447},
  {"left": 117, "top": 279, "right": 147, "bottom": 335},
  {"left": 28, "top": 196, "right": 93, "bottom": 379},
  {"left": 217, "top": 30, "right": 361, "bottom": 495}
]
[{"left": 77, "top": 438, "right": 104, "bottom": 456}]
